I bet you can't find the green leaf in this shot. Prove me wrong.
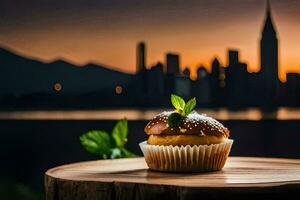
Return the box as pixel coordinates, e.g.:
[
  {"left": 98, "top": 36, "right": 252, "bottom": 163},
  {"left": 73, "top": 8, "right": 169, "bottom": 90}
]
[
  {"left": 80, "top": 119, "right": 136, "bottom": 160},
  {"left": 171, "top": 94, "right": 185, "bottom": 111},
  {"left": 120, "top": 148, "right": 136, "bottom": 158},
  {"left": 168, "top": 112, "right": 183, "bottom": 128},
  {"left": 184, "top": 97, "right": 196, "bottom": 116},
  {"left": 110, "top": 148, "right": 122, "bottom": 159},
  {"left": 80, "top": 130, "right": 112, "bottom": 159},
  {"left": 112, "top": 119, "right": 128, "bottom": 147}
]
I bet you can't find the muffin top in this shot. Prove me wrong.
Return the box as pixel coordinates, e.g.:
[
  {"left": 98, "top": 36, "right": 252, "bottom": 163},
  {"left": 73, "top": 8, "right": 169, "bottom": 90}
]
[{"left": 144, "top": 111, "right": 230, "bottom": 137}]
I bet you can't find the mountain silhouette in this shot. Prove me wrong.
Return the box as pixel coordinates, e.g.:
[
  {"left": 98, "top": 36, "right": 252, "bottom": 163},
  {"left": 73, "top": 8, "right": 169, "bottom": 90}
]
[{"left": 0, "top": 47, "right": 134, "bottom": 97}]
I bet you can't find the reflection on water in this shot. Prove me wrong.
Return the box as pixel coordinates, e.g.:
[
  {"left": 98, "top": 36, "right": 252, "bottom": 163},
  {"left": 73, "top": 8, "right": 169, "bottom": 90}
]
[{"left": 0, "top": 107, "right": 299, "bottom": 120}]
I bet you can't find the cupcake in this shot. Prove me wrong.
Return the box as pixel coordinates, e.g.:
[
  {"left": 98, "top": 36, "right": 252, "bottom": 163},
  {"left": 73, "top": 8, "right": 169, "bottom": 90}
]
[{"left": 139, "top": 94, "right": 233, "bottom": 172}]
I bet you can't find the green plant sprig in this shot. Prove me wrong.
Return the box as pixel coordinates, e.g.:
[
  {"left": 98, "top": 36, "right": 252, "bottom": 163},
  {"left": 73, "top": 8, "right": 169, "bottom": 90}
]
[
  {"left": 80, "top": 119, "right": 136, "bottom": 159},
  {"left": 168, "top": 94, "right": 197, "bottom": 128}
]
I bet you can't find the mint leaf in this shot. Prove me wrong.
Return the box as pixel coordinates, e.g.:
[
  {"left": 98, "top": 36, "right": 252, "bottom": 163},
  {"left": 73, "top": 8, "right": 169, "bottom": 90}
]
[
  {"left": 110, "top": 148, "right": 136, "bottom": 159},
  {"left": 112, "top": 119, "right": 128, "bottom": 147},
  {"left": 171, "top": 94, "right": 185, "bottom": 111},
  {"left": 80, "top": 119, "right": 135, "bottom": 159},
  {"left": 110, "top": 148, "right": 122, "bottom": 159},
  {"left": 80, "top": 130, "right": 112, "bottom": 159},
  {"left": 184, "top": 97, "right": 196, "bottom": 116},
  {"left": 168, "top": 112, "right": 182, "bottom": 128},
  {"left": 120, "top": 148, "right": 136, "bottom": 158}
]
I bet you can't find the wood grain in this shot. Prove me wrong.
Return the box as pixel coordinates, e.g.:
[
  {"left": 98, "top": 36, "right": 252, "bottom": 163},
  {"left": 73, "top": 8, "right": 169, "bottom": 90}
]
[{"left": 45, "top": 157, "right": 300, "bottom": 200}]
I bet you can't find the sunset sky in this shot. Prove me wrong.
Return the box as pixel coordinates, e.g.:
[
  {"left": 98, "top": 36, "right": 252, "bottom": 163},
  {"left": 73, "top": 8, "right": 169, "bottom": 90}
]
[{"left": 1, "top": 0, "right": 300, "bottom": 82}]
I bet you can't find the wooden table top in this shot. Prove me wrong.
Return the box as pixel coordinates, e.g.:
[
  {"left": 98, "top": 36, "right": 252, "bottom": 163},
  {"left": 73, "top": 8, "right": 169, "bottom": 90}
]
[{"left": 46, "top": 157, "right": 300, "bottom": 188}]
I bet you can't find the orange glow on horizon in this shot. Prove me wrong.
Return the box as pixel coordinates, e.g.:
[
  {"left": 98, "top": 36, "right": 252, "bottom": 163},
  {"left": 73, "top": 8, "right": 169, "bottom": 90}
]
[{"left": 1, "top": 34, "right": 298, "bottom": 83}]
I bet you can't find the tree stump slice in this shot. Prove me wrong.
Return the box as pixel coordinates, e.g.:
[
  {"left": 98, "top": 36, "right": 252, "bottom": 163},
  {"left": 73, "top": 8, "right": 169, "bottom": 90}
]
[{"left": 45, "top": 157, "right": 300, "bottom": 200}]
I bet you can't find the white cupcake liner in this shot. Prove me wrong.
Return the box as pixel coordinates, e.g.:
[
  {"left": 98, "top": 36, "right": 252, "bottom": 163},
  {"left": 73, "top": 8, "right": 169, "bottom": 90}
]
[{"left": 139, "top": 139, "right": 233, "bottom": 172}]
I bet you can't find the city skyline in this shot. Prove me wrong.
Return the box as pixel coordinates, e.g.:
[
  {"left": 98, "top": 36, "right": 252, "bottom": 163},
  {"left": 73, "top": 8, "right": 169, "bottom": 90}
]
[
  {"left": 1, "top": 0, "right": 300, "bottom": 82},
  {"left": 0, "top": 0, "right": 299, "bottom": 110}
]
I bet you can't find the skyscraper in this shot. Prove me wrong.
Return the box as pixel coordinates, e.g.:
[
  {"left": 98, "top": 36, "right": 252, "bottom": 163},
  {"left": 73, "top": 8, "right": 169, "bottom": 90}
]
[
  {"left": 228, "top": 50, "right": 239, "bottom": 67},
  {"left": 193, "top": 66, "right": 210, "bottom": 105},
  {"left": 135, "top": 42, "right": 148, "bottom": 98},
  {"left": 225, "top": 49, "right": 248, "bottom": 108},
  {"left": 148, "top": 62, "right": 164, "bottom": 97},
  {"left": 136, "top": 42, "right": 146, "bottom": 73},
  {"left": 210, "top": 58, "right": 222, "bottom": 106},
  {"left": 166, "top": 53, "right": 180, "bottom": 74},
  {"left": 260, "top": 0, "right": 279, "bottom": 108}
]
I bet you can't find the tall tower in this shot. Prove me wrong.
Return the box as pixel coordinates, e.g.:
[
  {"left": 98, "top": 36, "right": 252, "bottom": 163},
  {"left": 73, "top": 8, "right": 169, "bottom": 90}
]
[
  {"left": 136, "top": 42, "right": 146, "bottom": 73},
  {"left": 260, "top": 0, "right": 279, "bottom": 107}
]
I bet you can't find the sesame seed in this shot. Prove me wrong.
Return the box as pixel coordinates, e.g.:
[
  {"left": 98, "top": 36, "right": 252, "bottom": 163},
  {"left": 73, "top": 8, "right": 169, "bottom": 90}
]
[
  {"left": 180, "top": 128, "right": 187, "bottom": 133},
  {"left": 200, "top": 130, "right": 205, "bottom": 136}
]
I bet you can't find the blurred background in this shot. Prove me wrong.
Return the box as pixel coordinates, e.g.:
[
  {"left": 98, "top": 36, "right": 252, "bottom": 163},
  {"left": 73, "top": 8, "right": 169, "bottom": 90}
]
[{"left": 1, "top": 0, "right": 300, "bottom": 199}]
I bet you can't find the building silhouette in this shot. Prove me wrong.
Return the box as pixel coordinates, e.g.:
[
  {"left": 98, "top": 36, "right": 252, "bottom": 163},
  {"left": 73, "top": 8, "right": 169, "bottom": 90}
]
[
  {"left": 228, "top": 50, "right": 239, "bottom": 66},
  {"left": 136, "top": 42, "right": 146, "bottom": 73},
  {"left": 260, "top": 0, "right": 279, "bottom": 108},
  {"left": 166, "top": 53, "right": 180, "bottom": 75},
  {"left": 183, "top": 67, "right": 191, "bottom": 77},
  {"left": 135, "top": 42, "right": 148, "bottom": 98},
  {"left": 225, "top": 49, "right": 249, "bottom": 108},
  {"left": 193, "top": 66, "right": 210, "bottom": 105},
  {"left": 210, "top": 58, "right": 222, "bottom": 106},
  {"left": 148, "top": 62, "right": 164, "bottom": 98}
]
